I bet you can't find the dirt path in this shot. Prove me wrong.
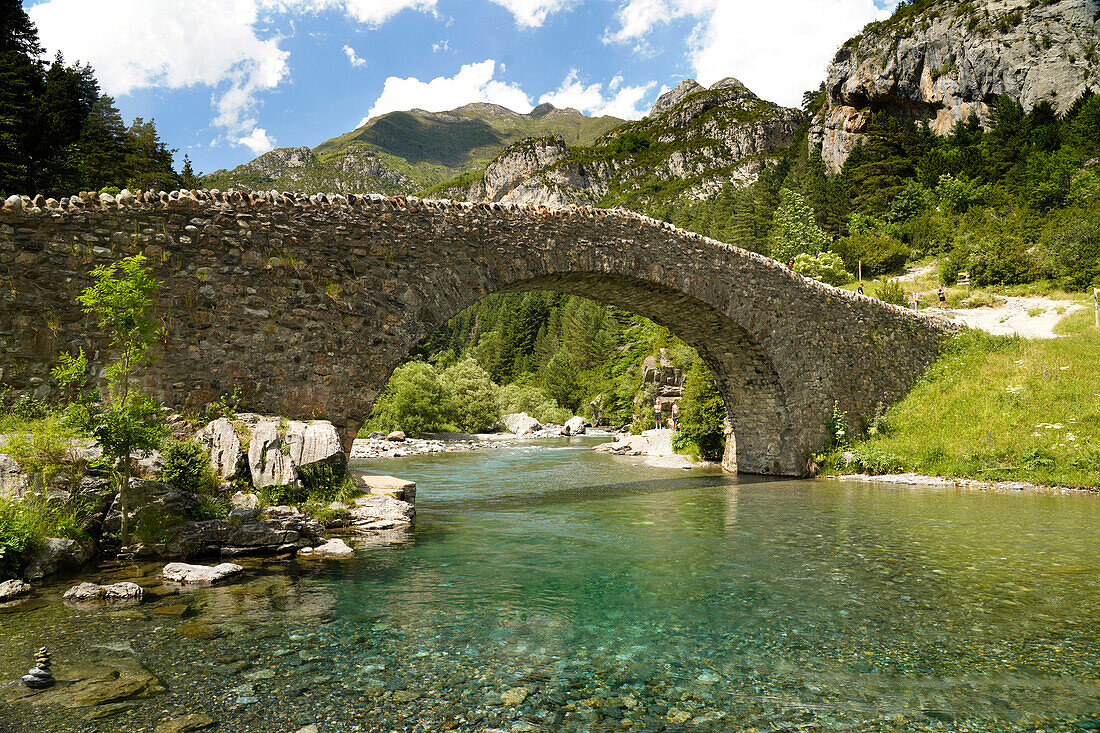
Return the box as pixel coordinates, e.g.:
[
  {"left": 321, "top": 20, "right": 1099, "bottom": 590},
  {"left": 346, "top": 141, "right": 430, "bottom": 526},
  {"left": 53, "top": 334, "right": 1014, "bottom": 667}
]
[{"left": 932, "top": 295, "right": 1084, "bottom": 339}]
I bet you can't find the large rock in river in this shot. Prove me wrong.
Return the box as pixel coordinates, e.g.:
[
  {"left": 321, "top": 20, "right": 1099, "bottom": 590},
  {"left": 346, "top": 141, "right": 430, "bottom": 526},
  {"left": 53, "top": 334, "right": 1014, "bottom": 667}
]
[
  {"left": 561, "top": 416, "right": 587, "bottom": 435},
  {"left": 161, "top": 561, "right": 243, "bottom": 584},
  {"left": 195, "top": 417, "right": 247, "bottom": 481},
  {"left": 502, "top": 412, "right": 541, "bottom": 435},
  {"left": 63, "top": 581, "right": 143, "bottom": 603}
]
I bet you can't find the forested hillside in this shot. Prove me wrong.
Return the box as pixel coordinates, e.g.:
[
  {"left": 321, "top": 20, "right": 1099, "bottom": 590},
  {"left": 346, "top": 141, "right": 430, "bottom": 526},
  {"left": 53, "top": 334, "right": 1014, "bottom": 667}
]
[{"left": 0, "top": 1, "right": 182, "bottom": 198}]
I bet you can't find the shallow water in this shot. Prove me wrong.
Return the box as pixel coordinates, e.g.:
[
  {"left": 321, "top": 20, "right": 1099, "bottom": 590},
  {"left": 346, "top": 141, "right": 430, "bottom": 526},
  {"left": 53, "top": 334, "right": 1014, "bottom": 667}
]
[{"left": 1, "top": 437, "right": 1099, "bottom": 732}]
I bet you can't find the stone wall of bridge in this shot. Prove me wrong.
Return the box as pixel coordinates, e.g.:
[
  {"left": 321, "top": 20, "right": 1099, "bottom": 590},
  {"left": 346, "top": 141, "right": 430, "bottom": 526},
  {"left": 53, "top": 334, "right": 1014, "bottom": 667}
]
[{"left": 0, "top": 189, "right": 953, "bottom": 475}]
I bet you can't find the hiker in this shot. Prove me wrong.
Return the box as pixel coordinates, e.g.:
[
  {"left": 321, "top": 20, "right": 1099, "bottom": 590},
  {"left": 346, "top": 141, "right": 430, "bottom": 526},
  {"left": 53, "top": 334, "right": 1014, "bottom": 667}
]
[
  {"left": 938, "top": 286, "right": 946, "bottom": 305},
  {"left": 671, "top": 401, "right": 680, "bottom": 431},
  {"left": 786, "top": 258, "right": 794, "bottom": 269},
  {"left": 857, "top": 283, "right": 864, "bottom": 296},
  {"left": 654, "top": 398, "right": 662, "bottom": 429},
  {"left": 912, "top": 292, "right": 922, "bottom": 310}
]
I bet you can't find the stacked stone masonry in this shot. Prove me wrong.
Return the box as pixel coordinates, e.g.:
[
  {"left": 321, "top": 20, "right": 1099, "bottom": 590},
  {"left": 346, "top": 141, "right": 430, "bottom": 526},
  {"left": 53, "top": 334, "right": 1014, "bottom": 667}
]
[{"left": 0, "top": 188, "right": 954, "bottom": 475}]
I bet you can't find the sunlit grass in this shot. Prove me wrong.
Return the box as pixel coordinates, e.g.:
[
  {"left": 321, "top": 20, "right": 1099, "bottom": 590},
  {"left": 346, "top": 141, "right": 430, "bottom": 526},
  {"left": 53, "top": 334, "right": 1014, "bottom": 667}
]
[{"left": 832, "top": 310, "right": 1100, "bottom": 488}]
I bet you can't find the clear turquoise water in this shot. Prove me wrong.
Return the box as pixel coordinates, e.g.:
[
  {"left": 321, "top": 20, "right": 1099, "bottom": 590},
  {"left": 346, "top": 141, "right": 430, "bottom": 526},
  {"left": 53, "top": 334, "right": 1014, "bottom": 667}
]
[{"left": 2, "top": 437, "right": 1099, "bottom": 731}]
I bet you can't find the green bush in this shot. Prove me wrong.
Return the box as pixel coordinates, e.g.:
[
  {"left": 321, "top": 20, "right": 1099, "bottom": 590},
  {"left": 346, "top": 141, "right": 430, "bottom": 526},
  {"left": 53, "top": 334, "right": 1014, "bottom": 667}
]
[
  {"left": 793, "top": 251, "right": 852, "bottom": 286},
  {"left": 497, "top": 384, "right": 570, "bottom": 425},
  {"left": 161, "top": 440, "right": 219, "bottom": 495},
  {"left": 441, "top": 357, "right": 500, "bottom": 433},
  {"left": 298, "top": 463, "right": 358, "bottom": 504},
  {"left": 876, "top": 279, "right": 909, "bottom": 306},
  {"left": 258, "top": 482, "right": 309, "bottom": 508},
  {"left": 833, "top": 233, "right": 910, "bottom": 276},
  {"left": 366, "top": 361, "right": 450, "bottom": 435}
]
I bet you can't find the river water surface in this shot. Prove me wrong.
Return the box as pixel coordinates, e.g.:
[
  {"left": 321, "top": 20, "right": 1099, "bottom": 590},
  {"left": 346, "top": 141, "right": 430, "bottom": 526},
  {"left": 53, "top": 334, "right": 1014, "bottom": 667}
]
[{"left": 1, "top": 437, "right": 1099, "bottom": 732}]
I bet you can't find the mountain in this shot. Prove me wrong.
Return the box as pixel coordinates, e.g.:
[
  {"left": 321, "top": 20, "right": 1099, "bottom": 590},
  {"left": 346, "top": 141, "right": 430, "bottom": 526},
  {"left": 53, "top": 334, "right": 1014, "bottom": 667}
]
[
  {"left": 443, "top": 77, "right": 804, "bottom": 207},
  {"left": 201, "top": 103, "right": 624, "bottom": 194},
  {"left": 811, "top": 0, "right": 1100, "bottom": 173}
]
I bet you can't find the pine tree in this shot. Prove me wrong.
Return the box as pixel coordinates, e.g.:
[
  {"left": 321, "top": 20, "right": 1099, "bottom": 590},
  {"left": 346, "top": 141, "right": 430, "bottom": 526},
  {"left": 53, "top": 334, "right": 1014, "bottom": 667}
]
[
  {"left": 769, "top": 189, "right": 830, "bottom": 261},
  {"left": 0, "top": 0, "right": 43, "bottom": 194}
]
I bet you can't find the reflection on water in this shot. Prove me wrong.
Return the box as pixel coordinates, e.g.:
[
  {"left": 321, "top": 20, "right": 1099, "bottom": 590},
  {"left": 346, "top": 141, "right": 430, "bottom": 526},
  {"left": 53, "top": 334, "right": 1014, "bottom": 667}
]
[{"left": 1, "top": 437, "right": 1099, "bottom": 731}]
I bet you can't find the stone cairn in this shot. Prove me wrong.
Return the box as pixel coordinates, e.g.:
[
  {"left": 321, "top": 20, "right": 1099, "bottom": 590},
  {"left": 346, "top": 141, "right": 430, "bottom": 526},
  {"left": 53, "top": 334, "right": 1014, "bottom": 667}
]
[{"left": 21, "top": 647, "right": 55, "bottom": 689}]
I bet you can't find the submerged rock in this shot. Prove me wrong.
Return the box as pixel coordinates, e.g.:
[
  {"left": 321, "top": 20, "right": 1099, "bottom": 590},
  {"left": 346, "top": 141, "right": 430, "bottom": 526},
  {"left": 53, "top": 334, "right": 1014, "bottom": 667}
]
[
  {"left": 297, "top": 538, "right": 354, "bottom": 559},
  {"left": 161, "top": 562, "right": 243, "bottom": 584},
  {"left": 155, "top": 713, "right": 215, "bottom": 733},
  {"left": 350, "top": 495, "right": 415, "bottom": 528}
]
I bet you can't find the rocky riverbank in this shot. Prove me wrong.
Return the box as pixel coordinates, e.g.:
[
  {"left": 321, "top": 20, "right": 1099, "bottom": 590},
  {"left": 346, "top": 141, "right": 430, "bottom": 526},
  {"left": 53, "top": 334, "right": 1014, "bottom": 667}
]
[
  {"left": 0, "top": 414, "right": 421, "bottom": 591},
  {"left": 594, "top": 428, "right": 712, "bottom": 470}
]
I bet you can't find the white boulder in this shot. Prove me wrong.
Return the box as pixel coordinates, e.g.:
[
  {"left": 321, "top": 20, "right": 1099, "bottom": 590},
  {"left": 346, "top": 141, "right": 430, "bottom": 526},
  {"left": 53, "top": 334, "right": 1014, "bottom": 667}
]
[{"left": 161, "top": 562, "right": 243, "bottom": 584}]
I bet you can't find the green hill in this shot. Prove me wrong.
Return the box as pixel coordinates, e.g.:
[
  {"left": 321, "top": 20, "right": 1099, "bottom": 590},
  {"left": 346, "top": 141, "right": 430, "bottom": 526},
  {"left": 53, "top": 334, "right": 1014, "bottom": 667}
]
[{"left": 201, "top": 102, "right": 624, "bottom": 195}]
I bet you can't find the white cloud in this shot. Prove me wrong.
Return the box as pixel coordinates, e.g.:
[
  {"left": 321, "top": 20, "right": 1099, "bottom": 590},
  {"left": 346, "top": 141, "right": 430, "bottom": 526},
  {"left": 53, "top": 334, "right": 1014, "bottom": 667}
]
[
  {"left": 237, "top": 127, "right": 277, "bottom": 154},
  {"left": 539, "top": 69, "right": 655, "bottom": 119},
  {"left": 433, "top": 39, "right": 451, "bottom": 53},
  {"left": 362, "top": 60, "right": 533, "bottom": 124},
  {"left": 342, "top": 44, "right": 367, "bottom": 67},
  {"left": 284, "top": 0, "right": 438, "bottom": 26},
  {"left": 604, "top": 0, "right": 899, "bottom": 107},
  {"left": 30, "top": 0, "right": 288, "bottom": 152},
  {"left": 486, "top": 0, "right": 575, "bottom": 27}
]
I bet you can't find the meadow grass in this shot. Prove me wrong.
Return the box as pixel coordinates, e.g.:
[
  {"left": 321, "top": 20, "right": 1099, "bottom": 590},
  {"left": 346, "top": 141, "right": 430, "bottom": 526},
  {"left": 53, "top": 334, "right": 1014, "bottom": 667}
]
[{"left": 831, "top": 309, "right": 1100, "bottom": 488}]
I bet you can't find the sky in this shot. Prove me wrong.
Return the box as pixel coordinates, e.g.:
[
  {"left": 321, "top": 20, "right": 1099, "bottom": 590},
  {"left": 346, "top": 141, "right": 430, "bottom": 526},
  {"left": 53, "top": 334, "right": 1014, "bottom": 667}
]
[{"left": 25, "top": 0, "right": 900, "bottom": 175}]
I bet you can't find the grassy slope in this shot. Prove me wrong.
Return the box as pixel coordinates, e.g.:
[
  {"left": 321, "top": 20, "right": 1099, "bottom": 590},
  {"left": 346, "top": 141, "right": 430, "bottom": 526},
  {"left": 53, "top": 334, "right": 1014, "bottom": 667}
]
[
  {"left": 832, "top": 309, "right": 1100, "bottom": 487},
  {"left": 203, "top": 106, "right": 625, "bottom": 194}
]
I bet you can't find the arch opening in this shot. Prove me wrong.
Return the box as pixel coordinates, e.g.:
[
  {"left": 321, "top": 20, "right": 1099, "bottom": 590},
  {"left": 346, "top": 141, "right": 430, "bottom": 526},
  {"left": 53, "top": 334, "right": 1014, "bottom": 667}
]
[{"left": 351, "top": 273, "right": 796, "bottom": 475}]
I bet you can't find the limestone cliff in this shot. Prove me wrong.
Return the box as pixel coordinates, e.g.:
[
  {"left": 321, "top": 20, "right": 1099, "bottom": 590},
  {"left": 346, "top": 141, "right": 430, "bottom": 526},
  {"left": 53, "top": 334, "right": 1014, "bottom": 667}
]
[
  {"left": 455, "top": 77, "right": 803, "bottom": 207},
  {"left": 812, "top": 0, "right": 1100, "bottom": 173}
]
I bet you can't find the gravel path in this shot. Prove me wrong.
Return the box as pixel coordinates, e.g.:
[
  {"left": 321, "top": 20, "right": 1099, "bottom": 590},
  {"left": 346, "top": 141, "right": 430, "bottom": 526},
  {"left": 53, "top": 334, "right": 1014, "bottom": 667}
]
[{"left": 933, "top": 295, "right": 1084, "bottom": 339}]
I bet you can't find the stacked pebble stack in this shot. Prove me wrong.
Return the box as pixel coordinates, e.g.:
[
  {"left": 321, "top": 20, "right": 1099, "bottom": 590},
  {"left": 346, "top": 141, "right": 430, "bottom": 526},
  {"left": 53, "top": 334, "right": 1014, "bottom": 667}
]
[{"left": 21, "top": 647, "right": 54, "bottom": 689}]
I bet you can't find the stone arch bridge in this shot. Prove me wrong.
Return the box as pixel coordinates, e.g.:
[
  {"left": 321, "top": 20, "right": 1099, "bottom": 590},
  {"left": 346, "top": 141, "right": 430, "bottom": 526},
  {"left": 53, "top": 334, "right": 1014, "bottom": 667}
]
[{"left": 0, "top": 189, "right": 952, "bottom": 475}]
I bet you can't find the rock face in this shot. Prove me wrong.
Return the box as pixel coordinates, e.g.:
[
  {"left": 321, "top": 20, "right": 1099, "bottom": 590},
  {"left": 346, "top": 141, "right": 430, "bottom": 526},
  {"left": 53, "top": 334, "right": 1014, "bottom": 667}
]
[
  {"left": 461, "top": 77, "right": 803, "bottom": 205},
  {"left": 349, "top": 495, "right": 415, "bottom": 530},
  {"left": 23, "top": 535, "right": 96, "bottom": 581},
  {"left": 561, "top": 416, "right": 587, "bottom": 436},
  {"left": 161, "top": 561, "right": 244, "bottom": 584},
  {"left": 812, "top": 0, "right": 1100, "bottom": 172},
  {"left": 195, "top": 417, "right": 246, "bottom": 481},
  {"left": 62, "top": 581, "right": 144, "bottom": 603},
  {"left": 649, "top": 80, "right": 705, "bottom": 117},
  {"left": 165, "top": 506, "right": 324, "bottom": 557},
  {"left": 0, "top": 453, "right": 24, "bottom": 497},
  {"left": 105, "top": 480, "right": 200, "bottom": 539},
  {"left": 502, "top": 413, "right": 542, "bottom": 435},
  {"left": 247, "top": 418, "right": 299, "bottom": 488}
]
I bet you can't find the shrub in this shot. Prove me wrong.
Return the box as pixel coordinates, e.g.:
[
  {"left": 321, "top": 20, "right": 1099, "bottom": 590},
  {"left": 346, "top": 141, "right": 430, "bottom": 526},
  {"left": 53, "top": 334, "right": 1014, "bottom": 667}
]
[
  {"left": 833, "top": 233, "right": 910, "bottom": 276},
  {"left": 497, "top": 384, "right": 570, "bottom": 425},
  {"left": 441, "top": 357, "right": 500, "bottom": 433},
  {"left": 298, "top": 463, "right": 358, "bottom": 504},
  {"left": 793, "top": 251, "right": 852, "bottom": 286},
  {"left": 367, "top": 361, "right": 450, "bottom": 435},
  {"left": 877, "top": 279, "right": 909, "bottom": 307},
  {"left": 161, "top": 440, "right": 219, "bottom": 495},
  {"left": 258, "top": 482, "right": 309, "bottom": 508}
]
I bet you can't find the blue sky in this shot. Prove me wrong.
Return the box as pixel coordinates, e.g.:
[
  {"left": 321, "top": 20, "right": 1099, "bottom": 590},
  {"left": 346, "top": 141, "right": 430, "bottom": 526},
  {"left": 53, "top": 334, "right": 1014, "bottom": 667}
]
[{"left": 25, "top": 0, "right": 899, "bottom": 175}]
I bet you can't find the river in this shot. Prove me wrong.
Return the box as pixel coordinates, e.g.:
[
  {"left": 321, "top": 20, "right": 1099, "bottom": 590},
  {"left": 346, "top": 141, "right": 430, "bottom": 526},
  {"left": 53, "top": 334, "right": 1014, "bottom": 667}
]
[{"left": 1, "top": 437, "right": 1098, "bottom": 731}]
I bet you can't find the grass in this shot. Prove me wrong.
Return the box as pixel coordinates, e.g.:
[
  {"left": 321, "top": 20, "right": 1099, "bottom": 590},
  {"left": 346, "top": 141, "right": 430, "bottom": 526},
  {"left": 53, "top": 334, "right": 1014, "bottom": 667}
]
[
  {"left": 829, "top": 309, "right": 1100, "bottom": 488},
  {"left": 0, "top": 493, "right": 93, "bottom": 579}
]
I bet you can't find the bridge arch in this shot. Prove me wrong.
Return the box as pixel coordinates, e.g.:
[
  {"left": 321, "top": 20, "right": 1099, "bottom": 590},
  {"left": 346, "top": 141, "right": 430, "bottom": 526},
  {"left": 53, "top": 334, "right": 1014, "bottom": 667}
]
[{"left": 0, "top": 190, "right": 951, "bottom": 475}]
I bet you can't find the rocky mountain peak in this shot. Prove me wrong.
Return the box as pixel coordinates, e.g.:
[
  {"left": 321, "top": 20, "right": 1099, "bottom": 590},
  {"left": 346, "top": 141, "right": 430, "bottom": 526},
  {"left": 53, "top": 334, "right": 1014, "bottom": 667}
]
[{"left": 649, "top": 79, "right": 704, "bottom": 117}]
